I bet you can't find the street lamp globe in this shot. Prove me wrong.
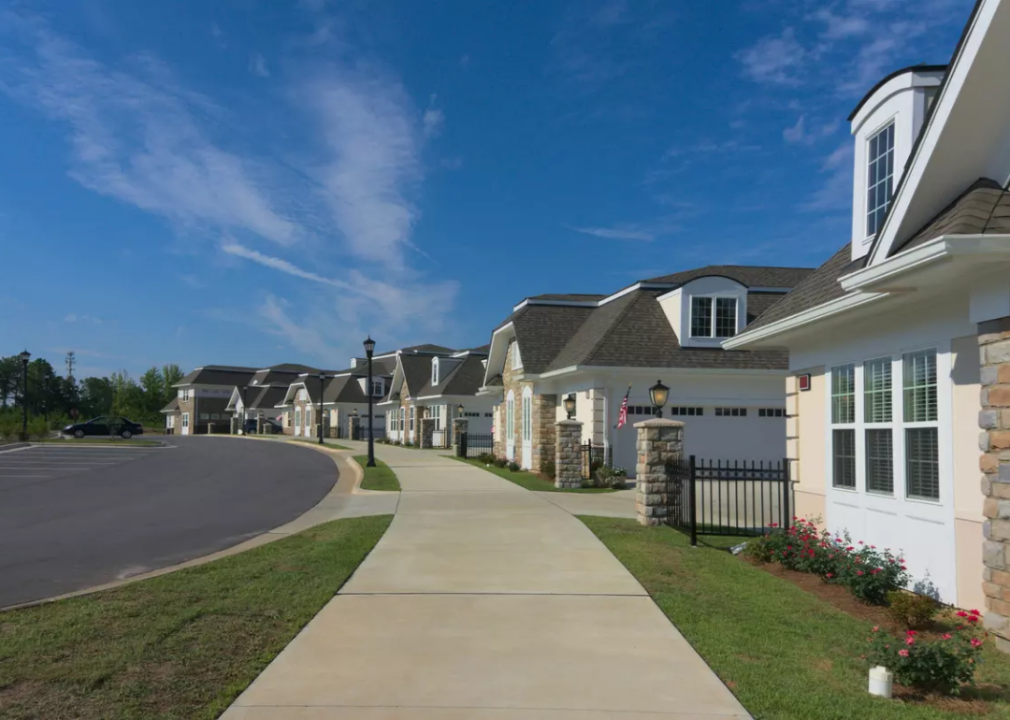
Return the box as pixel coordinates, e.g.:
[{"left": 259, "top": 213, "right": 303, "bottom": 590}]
[
  {"left": 19, "top": 349, "right": 30, "bottom": 364},
  {"left": 363, "top": 336, "right": 376, "bottom": 358},
  {"left": 457, "top": 403, "right": 465, "bottom": 415},
  {"left": 649, "top": 380, "right": 670, "bottom": 418}
]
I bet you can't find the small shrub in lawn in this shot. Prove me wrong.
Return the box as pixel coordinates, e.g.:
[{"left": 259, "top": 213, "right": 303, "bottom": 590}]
[
  {"left": 403, "top": 440, "right": 413, "bottom": 447},
  {"left": 836, "top": 542, "right": 909, "bottom": 605},
  {"left": 507, "top": 461, "right": 521, "bottom": 472},
  {"left": 592, "top": 465, "right": 628, "bottom": 489},
  {"left": 743, "top": 535, "right": 777, "bottom": 563},
  {"left": 476, "top": 452, "right": 496, "bottom": 465},
  {"left": 887, "top": 591, "right": 938, "bottom": 630},
  {"left": 541, "top": 459, "right": 556, "bottom": 480},
  {"left": 865, "top": 612, "right": 986, "bottom": 695},
  {"left": 493, "top": 457, "right": 508, "bottom": 468}
]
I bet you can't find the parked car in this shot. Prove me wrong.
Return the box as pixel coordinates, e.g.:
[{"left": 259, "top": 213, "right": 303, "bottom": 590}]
[
  {"left": 243, "top": 417, "right": 282, "bottom": 434},
  {"left": 63, "top": 416, "right": 144, "bottom": 439}
]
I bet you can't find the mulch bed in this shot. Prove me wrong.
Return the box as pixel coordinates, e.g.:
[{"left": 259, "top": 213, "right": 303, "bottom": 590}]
[{"left": 741, "top": 556, "right": 1008, "bottom": 714}]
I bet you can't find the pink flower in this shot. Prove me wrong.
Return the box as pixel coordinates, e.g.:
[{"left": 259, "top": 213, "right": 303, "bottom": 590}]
[
  {"left": 858, "top": 541, "right": 864, "bottom": 545},
  {"left": 857, "top": 570, "right": 864, "bottom": 576},
  {"left": 971, "top": 638, "right": 984, "bottom": 647},
  {"left": 846, "top": 546, "right": 855, "bottom": 551},
  {"left": 872, "top": 626, "right": 879, "bottom": 632},
  {"left": 826, "top": 573, "right": 833, "bottom": 578},
  {"left": 956, "top": 611, "right": 969, "bottom": 618},
  {"left": 768, "top": 522, "right": 778, "bottom": 528},
  {"left": 870, "top": 545, "right": 876, "bottom": 549},
  {"left": 906, "top": 631, "right": 917, "bottom": 636},
  {"left": 967, "top": 615, "right": 980, "bottom": 624},
  {"left": 905, "top": 636, "right": 915, "bottom": 646},
  {"left": 942, "top": 634, "right": 952, "bottom": 640},
  {"left": 970, "top": 609, "right": 982, "bottom": 616},
  {"left": 899, "top": 649, "right": 909, "bottom": 657}
]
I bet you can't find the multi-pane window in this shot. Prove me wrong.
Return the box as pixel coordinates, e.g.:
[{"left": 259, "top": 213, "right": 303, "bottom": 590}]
[
  {"left": 182, "top": 413, "right": 190, "bottom": 428},
  {"left": 758, "top": 408, "right": 785, "bottom": 418},
  {"left": 669, "top": 407, "right": 704, "bottom": 417},
  {"left": 690, "top": 297, "right": 712, "bottom": 337},
  {"left": 715, "top": 298, "right": 738, "bottom": 338},
  {"left": 866, "top": 122, "right": 895, "bottom": 236},
  {"left": 409, "top": 406, "right": 415, "bottom": 432},
  {"left": 831, "top": 364, "right": 855, "bottom": 489},
  {"left": 864, "top": 358, "right": 893, "bottom": 494},
  {"left": 506, "top": 396, "right": 515, "bottom": 440},
  {"left": 522, "top": 395, "right": 532, "bottom": 441},
  {"left": 904, "top": 349, "right": 939, "bottom": 500},
  {"left": 691, "top": 297, "right": 738, "bottom": 338},
  {"left": 715, "top": 407, "right": 747, "bottom": 417},
  {"left": 372, "top": 380, "right": 384, "bottom": 397},
  {"left": 399, "top": 407, "right": 405, "bottom": 432},
  {"left": 432, "top": 405, "right": 442, "bottom": 430}
]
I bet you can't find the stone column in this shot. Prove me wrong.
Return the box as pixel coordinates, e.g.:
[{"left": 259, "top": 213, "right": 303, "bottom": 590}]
[
  {"left": 256, "top": 415, "right": 264, "bottom": 434},
  {"left": 348, "top": 415, "right": 361, "bottom": 441},
  {"left": 635, "top": 418, "right": 685, "bottom": 527},
  {"left": 555, "top": 419, "right": 583, "bottom": 489},
  {"left": 420, "top": 417, "right": 436, "bottom": 449},
  {"left": 979, "top": 317, "right": 1010, "bottom": 652}
]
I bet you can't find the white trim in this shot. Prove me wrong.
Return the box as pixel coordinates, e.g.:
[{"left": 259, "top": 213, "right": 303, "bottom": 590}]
[
  {"left": 723, "top": 292, "right": 888, "bottom": 349},
  {"left": 537, "top": 364, "right": 789, "bottom": 379},
  {"left": 512, "top": 298, "right": 599, "bottom": 312}
]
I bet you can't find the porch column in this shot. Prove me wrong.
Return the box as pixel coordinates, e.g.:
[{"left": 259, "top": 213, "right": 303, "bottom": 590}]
[
  {"left": 347, "top": 414, "right": 361, "bottom": 441},
  {"left": 256, "top": 415, "right": 264, "bottom": 434},
  {"left": 979, "top": 317, "right": 1010, "bottom": 652},
  {"left": 453, "top": 418, "right": 468, "bottom": 455},
  {"left": 555, "top": 419, "right": 583, "bottom": 489},
  {"left": 635, "top": 418, "right": 685, "bottom": 527},
  {"left": 420, "top": 417, "right": 436, "bottom": 449}
]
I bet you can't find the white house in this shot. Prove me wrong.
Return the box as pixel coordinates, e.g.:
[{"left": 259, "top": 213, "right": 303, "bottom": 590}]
[
  {"left": 726, "top": 0, "right": 1010, "bottom": 623},
  {"left": 479, "top": 266, "right": 813, "bottom": 475}
]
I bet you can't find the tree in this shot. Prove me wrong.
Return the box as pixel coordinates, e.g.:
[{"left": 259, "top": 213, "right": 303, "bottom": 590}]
[
  {"left": 140, "top": 367, "right": 165, "bottom": 414},
  {"left": 161, "top": 364, "right": 184, "bottom": 405},
  {"left": 0, "top": 356, "right": 19, "bottom": 409},
  {"left": 79, "top": 377, "right": 114, "bottom": 419}
]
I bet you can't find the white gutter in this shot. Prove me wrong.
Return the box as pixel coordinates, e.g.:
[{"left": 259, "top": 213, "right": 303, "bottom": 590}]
[
  {"left": 723, "top": 291, "right": 887, "bottom": 349},
  {"left": 537, "top": 364, "right": 788, "bottom": 379}
]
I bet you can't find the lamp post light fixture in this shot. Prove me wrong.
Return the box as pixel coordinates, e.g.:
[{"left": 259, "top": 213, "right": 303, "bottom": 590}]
[
  {"left": 649, "top": 380, "right": 670, "bottom": 418},
  {"left": 18, "top": 349, "right": 30, "bottom": 441},
  {"left": 318, "top": 371, "right": 326, "bottom": 445},
  {"left": 456, "top": 403, "right": 465, "bottom": 416},
  {"left": 563, "top": 393, "right": 576, "bottom": 420},
  {"left": 364, "top": 336, "right": 376, "bottom": 467}
]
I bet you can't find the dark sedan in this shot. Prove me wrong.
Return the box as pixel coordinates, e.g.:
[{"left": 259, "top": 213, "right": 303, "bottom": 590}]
[{"left": 63, "top": 416, "right": 145, "bottom": 439}]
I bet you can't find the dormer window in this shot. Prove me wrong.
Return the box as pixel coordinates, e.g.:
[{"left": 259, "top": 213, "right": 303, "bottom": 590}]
[
  {"left": 690, "top": 296, "right": 738, "bottom": 339},
  {"left": 431, "top": 358, "right": 440, "bottom": 386},
  {"left": 371, "top": 379, "right": 384, "bottom": 397},
  {"left": 866, "top": 122, "right": 895, "bottom": 237}
]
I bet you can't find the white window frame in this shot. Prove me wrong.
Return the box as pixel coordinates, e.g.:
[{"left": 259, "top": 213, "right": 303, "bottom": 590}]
[
  {"left": 690, "top": 295, "right": 739, "bottom": 339},
  {"left": 182, "top": 412, "right": 190, "bottom": 428},
  {"left": 399, "top": 407, "right": 405, "bottom": 432},
  {"left": 522, "top": 393, "right": 532, "bottom": 442},
  {"left": 827, "top": 346, "right": 943, "bottom": 504},
  {"left": 865, "top": 121, "right": 895, "bottom": 239},
  {"left": 432, "top": 404, "right": 443, "bottom": 431},
  {"left": 432, "top": 358, "right": 440, "bottom": 386},
  {"left": 409, "top": 406, "right": 415, "bottom": 432},
  {"left": 371, "top": 379, "right": 385, "bottom": 397},
  {"left": 829, "top": 363, "right": 857, "bottom": 491}
]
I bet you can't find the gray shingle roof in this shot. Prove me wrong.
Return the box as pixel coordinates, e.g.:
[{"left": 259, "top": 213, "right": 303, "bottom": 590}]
[
  {"left": 893, "top": 177, "right": 1010, "bottom": 255},
  {"left": 644, "top": 265, "right": 814, "bottom": 288},
  {"left": 400, "top": 344, "right": 454, "bottom": 354},
  {"left": 160, "top": 397, "right": 179, "bottom": 413},
  {"left": 509, "top": 305, "right": 596, "bottom": 374},
  {"left": 528, "top": 293, "right": 607, "bottom": 302},
  {"left": 398, "top": 354, "right": 433, "bottom": 397},
  {"left": 744, "top": 245, "right": 866, "bottom": 331},
  {"left": 248, "top": 386, "right": 286, "bottom": 410},
  {"left": 434, "top": 355, "right": 487, "bottom": 396},
  {"left": 175, "top": 366, "right": 258, "bottom": 387}
]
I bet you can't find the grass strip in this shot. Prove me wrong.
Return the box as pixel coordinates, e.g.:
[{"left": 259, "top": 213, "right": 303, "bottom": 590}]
[
  {"left": 0, "top": 514, "right": 392, "bottom": 720},
  {"left": 581, "top": 516, "right": 1010, "bottom": 719},
  {"left": 354, "top": 455, "right": 401, "bottom": 491},
  {"left": 454, "top": 456, "right": 618, "bottom": 493}
]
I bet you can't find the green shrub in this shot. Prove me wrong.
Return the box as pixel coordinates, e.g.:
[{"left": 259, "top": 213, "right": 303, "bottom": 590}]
[
  {"left": 865, "top": 614, "right": 986, "bottom": 695},
  {"left": 540, "top": 459, "right": 556, "bottom": 480},
  {"left": 476, "top": 452, "right": 496, "bottom": 465},
  {"left": 887, "top": 591, "right": 938, "bottom": 630},
  {"left": 493, "top": 457, "right": 508, "bottom": 468},
  {"left": 743, "top": 535, "right": 777, "bottom": 563},
  {"left": 507, "top": 461, "right": 521, "bottom": 472}
]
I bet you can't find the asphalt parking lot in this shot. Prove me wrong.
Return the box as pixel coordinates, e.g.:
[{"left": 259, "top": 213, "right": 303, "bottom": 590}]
[{"left": 0, "top": 437, "right": 338, "bottom": 607}]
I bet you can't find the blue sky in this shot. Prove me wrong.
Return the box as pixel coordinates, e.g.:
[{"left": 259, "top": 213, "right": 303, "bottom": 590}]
[{"left": 0, "top": 0, "right": 974, "bottom": 378}]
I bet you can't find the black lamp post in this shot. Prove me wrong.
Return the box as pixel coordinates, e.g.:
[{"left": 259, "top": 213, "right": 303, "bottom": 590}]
[
  {"left": 19, "top": 350, "right": 30, "bottom": 441},
  {"left": 563, "top": 393, "right": 576, "bottom": 419},
  {"left": 456, "top": 403, "right": 464, "bottom": 416},
  {"left": 649, "top": 380, "right": 670, "bottom": 418},
  {"left": 318, "top": 371, "right": 326, "bottom": 445},
  {"left": 364, "top": 336, "right": 376, "bottom": 467}
]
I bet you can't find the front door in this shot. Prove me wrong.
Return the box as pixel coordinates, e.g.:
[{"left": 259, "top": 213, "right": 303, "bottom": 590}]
[
  {"left": 294, "top": 407, "right": 302, "bottom": 436},
  {"left": 506, "top": 390, "right": 515, "bottom": 460},
  {"left": 521, "top": 388, "right": 533, "bottom": 469}
]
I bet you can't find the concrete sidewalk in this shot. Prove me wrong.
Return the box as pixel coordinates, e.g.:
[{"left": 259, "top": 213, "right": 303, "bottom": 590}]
[{"left": 222, "top": 443, "right": 750, "bottom": 719}]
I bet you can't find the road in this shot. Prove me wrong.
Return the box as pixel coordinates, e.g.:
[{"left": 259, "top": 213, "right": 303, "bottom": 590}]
[{"left": 0, "top": 437, "right": 337, "bottom": 607}]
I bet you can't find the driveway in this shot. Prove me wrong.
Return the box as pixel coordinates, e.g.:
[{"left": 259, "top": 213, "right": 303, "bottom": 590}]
[{"left": 0, "top": 437, "right": 337, "bottom": 607}]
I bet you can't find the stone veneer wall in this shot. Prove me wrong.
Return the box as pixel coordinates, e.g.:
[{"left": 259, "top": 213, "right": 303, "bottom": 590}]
[
  {"left": 555, "top": 420, "right": 583, "bottom": 488},
  {"left": 978, "top": 317, "right": 1010, "bottom": 652},
  {"left": 635, "top": 419, "right": 685, "bottom": 527},
  {"left": 495, "top": 340, "right": 556, "bottom": 470}
]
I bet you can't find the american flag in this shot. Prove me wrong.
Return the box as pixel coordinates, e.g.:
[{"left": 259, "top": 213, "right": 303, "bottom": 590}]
[{"left": 617, "top": 384, "right": 631, "bottom": 429}]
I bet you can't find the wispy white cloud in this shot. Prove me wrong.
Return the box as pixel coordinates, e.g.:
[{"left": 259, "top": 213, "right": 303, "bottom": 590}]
[
  {"left": 736, "top": 28, "right": 806, "bottom": 86},
  {"left": 249, "top": 52, "right": 270, "bottom": 78},
  {"left": 569, "top": 225, "right": 656, "bottom": 241},
  {"left": 63, "top": 313, "right": 102, "bottom": 325},
  {"left": 783, "top": 115, "right": 840, "bottom": 144},
  {"left": 422, "top": 94, "right": 444, "bottom": 138},
  {"left": 0, "top": 12, "right": 300, "bottom": 246},
  {"left": 800, "top": 143, "right": 854, "bottom": 212}
]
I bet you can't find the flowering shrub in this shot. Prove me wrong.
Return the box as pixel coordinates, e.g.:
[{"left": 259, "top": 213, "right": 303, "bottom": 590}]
[
  {"left": 745, "top": 518, "right": 909, "bottom": 606},
  {"left": 865, "top": 613, "right": 986, "bottom": 695},
  {"left": 887, "top": 591, "right": 938, "bottom": 630}
]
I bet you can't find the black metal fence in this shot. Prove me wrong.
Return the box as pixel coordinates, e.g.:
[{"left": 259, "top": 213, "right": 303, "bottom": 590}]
[
  {"left": 665, "top": 456, "right": 792, "bottom": 545},
  {"left": 456, "top": 432, "right": 494, "bottom": 458},
  {"left": 432, "top": 428, "right": 451, "bottom": 449},
  {"left": 580, "top": 442, "right": 611, "bottom": 479}
]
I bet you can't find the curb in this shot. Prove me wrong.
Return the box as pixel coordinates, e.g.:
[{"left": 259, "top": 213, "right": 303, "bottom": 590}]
[{"left": 0, "top": 437, "right": 358, "bottom": 613}]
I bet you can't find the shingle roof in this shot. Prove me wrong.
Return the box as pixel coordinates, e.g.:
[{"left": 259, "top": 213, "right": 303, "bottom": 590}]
[
  {"left": 644, "top": 265, "right": 814, "bottom": 288},
  {"left": 509, "top": 305, "right": 597, "bottom": 374},
  {"left": 744, "top": 245, "right": 866, "bottom": 331},
  {"left": 398, "top": 354, "right": 433, "bottom": 397},
  {"left": 321, "top": 375, "right": 367, "bottom": 404},
  {"left": 528, "top": 293, "right": 607, "bottom": 302},
  {"left": 268, "top": 363, "right": 318, "bottom": 373},
  {"left": 248, "top": 386, "right": 286, "bottom": 410},
  {"left": 542, "top": 290, "right": 789, "bottom": 371},
  {"left": 400, "top": 344, "right": 454, "bottom": 354},
  {"left": 175, "top": 366, "right": 258, "bottom": 387},
  {"left": 432, "top": 355, "right": 487, "bottom": 397},
  {"left": 893, "top": 178, "right": 1010, "bottom": 255},
  {"left": 160, "top": 397, "right": 179, "bottom": 413}
]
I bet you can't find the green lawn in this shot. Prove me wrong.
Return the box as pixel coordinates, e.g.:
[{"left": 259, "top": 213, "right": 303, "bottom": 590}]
[
  {"left": 582, "top": 517, "right": 1010, "bottom": 720},
  {"left": 289, "top": 437, "right": 351, "bottom": 450},
  {"left": 0, "top": 514, "right": 391, "bottom": 720},
  {"left": 40, "top": 437, "right": 164, "bottom": 447},
  {"left": 354, "top": 455, "right": 401, "bottom": 491},
  {"left": 455, "top": 456, "right": 619, "bottom": 493}
]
